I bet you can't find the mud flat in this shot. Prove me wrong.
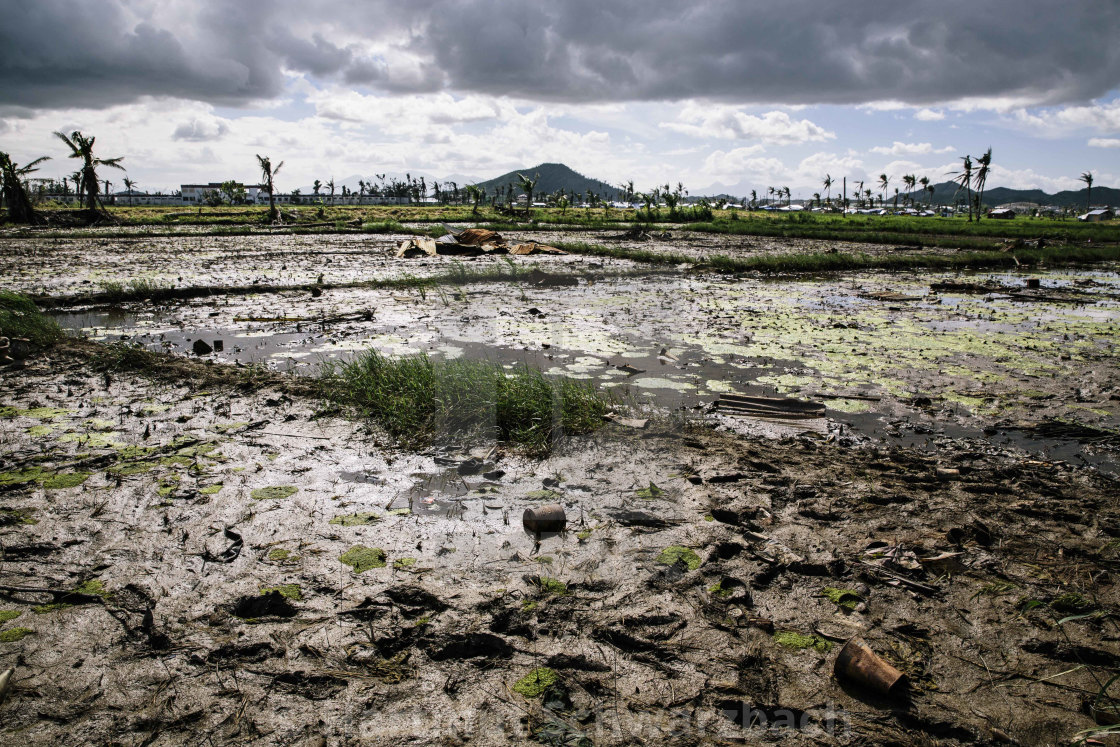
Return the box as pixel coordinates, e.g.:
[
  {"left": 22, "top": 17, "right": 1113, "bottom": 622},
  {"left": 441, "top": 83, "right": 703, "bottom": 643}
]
[{"left": 1, "top": 231, "right": 1119, "bottom": 745}]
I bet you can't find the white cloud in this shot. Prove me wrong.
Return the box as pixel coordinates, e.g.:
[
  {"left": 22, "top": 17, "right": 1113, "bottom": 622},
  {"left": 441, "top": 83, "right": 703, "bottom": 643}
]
[
  {"left": 1005, "top": 100, "right": 1120, "bottom": 137},
  {"left": 914, "top": 108, "right": 945, "bottom": 121},
  {"left": 987, "top": 166, "right": 1083, "bottom": 192},
  {"left": 1088, "top": 137, "right": 1120, "bottom": 148},
  {"left": 662, "top": 104, "right": 835, "bottom": 145},
  {"left": 869, "top": 141, "right": 955, "bottom": 156}
]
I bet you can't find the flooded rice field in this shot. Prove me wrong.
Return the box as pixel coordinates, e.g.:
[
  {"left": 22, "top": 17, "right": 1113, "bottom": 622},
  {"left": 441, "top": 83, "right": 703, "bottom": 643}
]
[
  {"left": 2, "top": 229, "right": 1119, "bottom": 745},
  {"left": 52, "top": 259, "right": 1120, "bottom": 474}
]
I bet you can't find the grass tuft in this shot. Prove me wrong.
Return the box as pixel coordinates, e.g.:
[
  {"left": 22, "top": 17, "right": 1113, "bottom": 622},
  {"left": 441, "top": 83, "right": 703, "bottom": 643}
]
[
  {"left": 0, "top": 291, "right": 62, "bottom": 348},
  {"left": 320, "top": 351, "right": 609, "bottom": 453}
]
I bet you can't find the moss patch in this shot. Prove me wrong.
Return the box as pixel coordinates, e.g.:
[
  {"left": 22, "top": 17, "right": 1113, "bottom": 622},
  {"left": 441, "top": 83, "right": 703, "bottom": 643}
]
[
  {"left": 329, "top": 511, "right": 379, "bottom": 526},
  {"left": 0, "top": 627, "right": 33, "bottom": 642},
  {"left": 822, "top": 587, "right": 861, "bottom": 611},
  {"left": 33, "top": 603, "right": 72, "bottom": 615},
  {"left": 512, "top": 667, "right": 559, "bottom": 698},
  {"left": 111, "top": 461, "right": 156, "bottom": 476},
  {"left": 251, "top": 485, "right": 298, "bottom": 500},
  {"left": 635, "top": 481, "right": 664, "bottom": 499},
  {"left": 22, "top": 407, "right": 69, "bottom": 419},
  {"left": 773, "top": 630, "right": 833, "bottom": 653},
  {"left": 0, "top": 507, "right": 38, "bottom": 526},
  {"left": 340, "top": 545, "right": 387, "bottom": 573},
  {"left": 199, "top": 484, "right": 223, "bottom": 495},
  {"left": 0, "top": 467, "right": 47, "bottom": 487},
  {"left": 42, "top": 472, "right": 90, "bottom": 490},
  {"left": 267, "top": 548, "right": 297, "bottom": 562},
  {"left": 657, "top": 545, "right": 701, "bottom": 570},
  {"left": 0, "top": 610, "right": 23, "bottom": 624},
  {"left": 74, "top": 579, "right": 110, "bottom": 598},
  {"left": 527, "top": 489, "right": 563, "bottom": 501},
  {"left": 531, "top": 576, "right": 568, "bottom": 595},
  {"left": 393, "top": 557, "right": 417, "bottom": 570},
  {"left": 260, "top": 584, "right": 302, "bottom": 601}
]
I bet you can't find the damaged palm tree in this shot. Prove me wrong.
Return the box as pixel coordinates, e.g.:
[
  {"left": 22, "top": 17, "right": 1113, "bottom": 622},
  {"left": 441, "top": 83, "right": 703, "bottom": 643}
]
[
  {"left": 517, "top": 172, "right": 539, "bottom": 218},
  {"left": 53, "top": 130, "right": 125, "bottom": 217},
  {"left": 0, "top": 151, "right": 50, "bottom": 224},
  {"left": 257, "top": 154, "right": 284, "bottom": 223}
]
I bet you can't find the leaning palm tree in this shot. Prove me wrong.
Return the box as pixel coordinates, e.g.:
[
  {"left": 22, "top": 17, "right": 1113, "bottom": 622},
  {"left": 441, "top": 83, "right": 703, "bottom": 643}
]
[
  {"left": 0, "top": 151, "right": 51, "bottom": 224},
  {"left": 877, "top": 174, "right": 890, "bottom": 206},
  {"left": 122, "top": 177, "right": 137, "bottom": 207},
  {"left": 516, "top": 172, "right": 539, "bottom": 218},
  {"left": 822, "top": 174, "right": 833, "bottom": 206},
  {"left": 902, "top": 175, "right": 916, "bottom": 206},
  {"left": 465, "top": 184, "right": 485, "bottom": 215},
  {"left": 853, "top": 180, "right": 864, "bottom": 208},
  {"left": 973, "top": 148, "right": 992, "bottom": 221},
  {"left": 1080, "top": 171, "right": 1093, "bottom": 213},
  {"left": 54, "top": 130, "right": 125, "bottom": 213},
  {"left": 950, "top": 155, "right": 974, "bottom": 221},
  {"left": 918, "top": 176, "right": 930, "bottom": 206},
  {"left": 256, "top": 154, "right": 284, "bottom": 222}
]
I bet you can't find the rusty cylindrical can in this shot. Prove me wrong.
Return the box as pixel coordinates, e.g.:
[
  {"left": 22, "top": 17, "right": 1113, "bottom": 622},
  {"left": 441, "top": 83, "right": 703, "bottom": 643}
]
[
  {"left": 523, "top": 503, "right": 566, "bottom": 533},
  {"left": 834, "top": 638, "right": 906, "bottom": 696}
]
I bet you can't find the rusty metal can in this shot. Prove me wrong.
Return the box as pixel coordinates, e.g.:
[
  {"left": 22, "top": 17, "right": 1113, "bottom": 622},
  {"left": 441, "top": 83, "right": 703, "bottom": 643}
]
[
  {"left": 523, "top": 503, "right": 566, "bottom": 533},
  {"left": 834, "top": 638, "right": 906, "bottom": 696}
]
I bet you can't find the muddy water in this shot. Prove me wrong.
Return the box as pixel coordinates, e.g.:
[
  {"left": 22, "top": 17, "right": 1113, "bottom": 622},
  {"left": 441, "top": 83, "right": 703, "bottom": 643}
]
[{"left": 53, "top": 266, "right": 1120, "bottom": 473}]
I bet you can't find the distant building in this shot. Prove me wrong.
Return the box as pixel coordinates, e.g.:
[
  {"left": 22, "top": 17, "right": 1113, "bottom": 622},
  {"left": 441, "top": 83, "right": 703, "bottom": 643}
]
[
  {"left": 987, "top": 208, "right": 1015, "bottom": 219},
  {"left": 1078, "top": 208, "right": 1114, "bottom": 222}
]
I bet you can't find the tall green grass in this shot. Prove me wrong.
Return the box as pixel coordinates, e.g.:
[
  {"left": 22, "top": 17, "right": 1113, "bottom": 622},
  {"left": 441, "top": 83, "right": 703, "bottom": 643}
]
[
  {"left": 0, "top": 291, "right": 62, "bottom": 348},
  {"left": 320, "top": 351, "right": 609, "bottom": 452}
]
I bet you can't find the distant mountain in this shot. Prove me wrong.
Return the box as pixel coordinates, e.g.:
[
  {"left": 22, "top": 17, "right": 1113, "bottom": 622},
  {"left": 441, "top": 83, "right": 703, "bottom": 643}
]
[
  {"left": 698, "top": 179, "right": 1117, "bottom": 209},
  {"left": 473, "top": 163, "right": 621, "bottom": 201},
  {"left": 893, "top": 181, "right": 1118, "bottom": 209}
]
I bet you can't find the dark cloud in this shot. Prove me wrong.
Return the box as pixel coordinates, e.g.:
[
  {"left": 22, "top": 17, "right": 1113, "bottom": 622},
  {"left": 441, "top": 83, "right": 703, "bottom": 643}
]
[{"left": 2, "top": 0, "right": 1117, "bottom": 111}]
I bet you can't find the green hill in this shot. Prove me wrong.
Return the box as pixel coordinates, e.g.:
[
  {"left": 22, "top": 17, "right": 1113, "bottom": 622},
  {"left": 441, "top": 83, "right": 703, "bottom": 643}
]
[
  {"left": 473, "top": 163, "right": 621, "bottom": 202},
  {"left": 907, "top": 181, "right": 1118, "bottom": 209}
]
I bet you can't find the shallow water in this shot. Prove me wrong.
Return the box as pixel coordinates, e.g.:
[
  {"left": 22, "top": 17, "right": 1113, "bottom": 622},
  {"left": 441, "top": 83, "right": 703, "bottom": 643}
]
[{"left": 53, "top": 265, "right": 1120, "bottom": 473}]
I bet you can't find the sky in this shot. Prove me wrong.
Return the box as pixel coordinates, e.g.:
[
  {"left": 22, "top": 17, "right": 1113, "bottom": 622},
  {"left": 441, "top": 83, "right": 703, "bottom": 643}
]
[{"left": 1, "top": 0, "right": 1119, "bottom": 199}]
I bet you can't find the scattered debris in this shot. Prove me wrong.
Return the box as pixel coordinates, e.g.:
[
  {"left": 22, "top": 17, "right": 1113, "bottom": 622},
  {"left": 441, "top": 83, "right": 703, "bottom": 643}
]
[
  {"left": 715, "top": 393, "right": 825, "bottom": 420},
  {"left": 510, "top": 242, "right": 567, "bottom": 256}
]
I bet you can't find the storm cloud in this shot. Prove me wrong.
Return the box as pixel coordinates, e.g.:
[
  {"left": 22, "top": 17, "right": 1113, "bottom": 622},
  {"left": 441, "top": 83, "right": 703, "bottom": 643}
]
[{"left": 2, "top": 0, "right": 1118, "bottom": 110}]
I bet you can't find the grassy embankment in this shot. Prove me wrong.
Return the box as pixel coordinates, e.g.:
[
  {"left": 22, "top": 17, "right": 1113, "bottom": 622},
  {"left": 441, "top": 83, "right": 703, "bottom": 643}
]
[{"left": 551, "top": 239, "right": 1120, "bottom": 274}]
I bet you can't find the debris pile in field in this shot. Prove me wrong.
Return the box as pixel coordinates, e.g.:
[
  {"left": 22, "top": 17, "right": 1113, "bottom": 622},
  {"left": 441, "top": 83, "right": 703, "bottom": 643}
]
[{"left": 396, "top": 228, "right": 567, "bottom": 259}]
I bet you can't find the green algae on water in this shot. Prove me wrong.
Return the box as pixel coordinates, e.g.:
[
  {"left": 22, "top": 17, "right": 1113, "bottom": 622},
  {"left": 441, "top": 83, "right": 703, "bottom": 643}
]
[
  {"left": 251, "top": 485, "right": 297, "bottom": 500},
  {"left": 340, "top": 545, "right": 386, "bottom": 573}
]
